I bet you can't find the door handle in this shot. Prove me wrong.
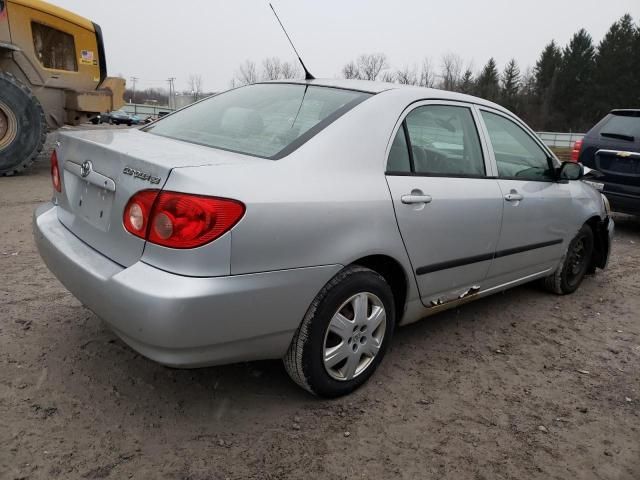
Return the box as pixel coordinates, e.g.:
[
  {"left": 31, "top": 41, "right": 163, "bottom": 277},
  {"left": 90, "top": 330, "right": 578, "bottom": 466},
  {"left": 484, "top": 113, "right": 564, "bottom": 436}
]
[
  {"left": 401, "top": 194, "right": 432, "bottom": 205},
  {"left": 504, "top": 192, "right": 523, "bottom": 202}
]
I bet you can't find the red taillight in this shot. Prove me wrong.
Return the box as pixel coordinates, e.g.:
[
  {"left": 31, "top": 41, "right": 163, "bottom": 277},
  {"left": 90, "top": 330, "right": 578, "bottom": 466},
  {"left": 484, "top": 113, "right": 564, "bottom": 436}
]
[
  {"left": 123, "top": 190, "right": 245, "bottom": 249},
  {"left": 570, "top": 139, "right": 583, "bottom": 162},
  {"left": 123, "top": 190, "right": 159, "bottom": 239},
  {"left": 51, "top": 150, "right": 61, "bottom": 192}
]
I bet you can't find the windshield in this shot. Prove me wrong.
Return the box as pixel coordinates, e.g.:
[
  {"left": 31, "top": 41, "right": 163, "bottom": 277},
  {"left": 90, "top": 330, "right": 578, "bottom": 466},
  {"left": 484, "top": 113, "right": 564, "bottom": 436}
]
[{"left": 145, "top": 83, "right": 371, "bottom": 159}]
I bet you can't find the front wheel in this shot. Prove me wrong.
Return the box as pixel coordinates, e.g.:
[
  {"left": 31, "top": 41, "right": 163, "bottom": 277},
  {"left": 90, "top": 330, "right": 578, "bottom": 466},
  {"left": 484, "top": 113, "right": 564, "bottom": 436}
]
[
  {"left": 284, "top": 266, "right": 395, "bottom": 398},
  {"left": 543, "top": 225, "right": 594, "bottom": 295}
]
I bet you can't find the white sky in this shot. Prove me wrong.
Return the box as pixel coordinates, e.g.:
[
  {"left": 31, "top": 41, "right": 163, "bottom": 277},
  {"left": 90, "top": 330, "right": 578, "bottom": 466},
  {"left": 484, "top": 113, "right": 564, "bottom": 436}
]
[{"left": 50, "top": 0, "right": 640, "bottom": 92}]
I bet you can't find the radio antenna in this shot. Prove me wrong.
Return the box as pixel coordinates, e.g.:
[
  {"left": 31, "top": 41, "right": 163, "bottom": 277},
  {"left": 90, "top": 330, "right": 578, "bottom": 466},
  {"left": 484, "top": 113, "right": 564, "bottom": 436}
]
[{"left": 269, "top": 3, "right": 315, "bottom": 80}]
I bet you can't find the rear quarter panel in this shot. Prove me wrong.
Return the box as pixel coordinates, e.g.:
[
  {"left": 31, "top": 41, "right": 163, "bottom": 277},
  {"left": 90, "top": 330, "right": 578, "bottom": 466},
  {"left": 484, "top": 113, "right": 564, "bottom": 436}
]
[{"left": 163, "top": 89, "right": 418, "bottom": 290}]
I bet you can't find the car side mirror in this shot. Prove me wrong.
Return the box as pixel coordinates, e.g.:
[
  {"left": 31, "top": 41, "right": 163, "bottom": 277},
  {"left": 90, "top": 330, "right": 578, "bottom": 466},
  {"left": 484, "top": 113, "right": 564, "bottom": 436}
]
[{"left": 558, "top": 161, "right": 584, "bottom": 181}]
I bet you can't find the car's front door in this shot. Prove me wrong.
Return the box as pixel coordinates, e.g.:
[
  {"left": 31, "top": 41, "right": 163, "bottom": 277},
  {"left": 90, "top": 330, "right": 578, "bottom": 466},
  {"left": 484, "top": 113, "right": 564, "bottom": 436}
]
[
  {"left": 385, "top": 102, "right": 503, "bottom": 306},
  {"left": 477, "top": 108, "right": 572, "bottom": 287}
]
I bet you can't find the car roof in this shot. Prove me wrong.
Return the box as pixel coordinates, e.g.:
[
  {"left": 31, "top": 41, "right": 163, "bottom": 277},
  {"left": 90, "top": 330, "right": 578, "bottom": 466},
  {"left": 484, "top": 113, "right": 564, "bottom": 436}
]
[
  {"left": 263, "top": 78, "right": 397, "bottom": 93},
  {"left": 610, "top": 109, "right": 640, "bottom": 115},
  {"left": 261, "top": 78, "right": 508, "bottom": 112}
]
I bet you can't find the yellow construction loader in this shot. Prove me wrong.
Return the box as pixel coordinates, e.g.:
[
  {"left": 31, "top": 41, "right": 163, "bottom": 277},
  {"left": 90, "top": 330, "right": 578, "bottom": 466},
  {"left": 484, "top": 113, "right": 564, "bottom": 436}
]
[{"left": 0, "top": 0, "right": 124, "bottom": 175}]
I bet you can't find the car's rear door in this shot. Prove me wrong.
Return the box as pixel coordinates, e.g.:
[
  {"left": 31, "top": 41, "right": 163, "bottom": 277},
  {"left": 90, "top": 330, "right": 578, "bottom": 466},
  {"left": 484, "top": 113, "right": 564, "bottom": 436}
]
[
  {"left": 385, "top": 101, "right": 503, "bottom": 306},
  {"left": 477, "top": 107, "right": 572, "bottom": 287}
]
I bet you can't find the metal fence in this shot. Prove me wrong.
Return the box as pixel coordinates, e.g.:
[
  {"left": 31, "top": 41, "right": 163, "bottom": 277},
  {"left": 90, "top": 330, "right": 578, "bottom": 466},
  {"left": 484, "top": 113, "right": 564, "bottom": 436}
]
[
  {"left": 122, "top": 103, "right": 174, "bottom": 119},
  {"left": 536, "top": 131, "right": 585, "bottom": 148}
]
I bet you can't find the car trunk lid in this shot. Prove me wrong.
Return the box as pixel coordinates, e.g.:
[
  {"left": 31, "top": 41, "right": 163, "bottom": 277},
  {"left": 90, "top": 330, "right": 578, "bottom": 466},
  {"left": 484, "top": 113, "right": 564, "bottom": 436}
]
[{"left": 54, "top": 128, "right": 253, "bottom": 267}]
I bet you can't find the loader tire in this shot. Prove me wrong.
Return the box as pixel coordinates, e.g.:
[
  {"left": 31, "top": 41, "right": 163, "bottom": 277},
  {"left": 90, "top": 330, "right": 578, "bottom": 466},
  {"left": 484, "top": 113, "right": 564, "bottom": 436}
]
[{"left": 0, "top": 71, "right": 46, "bottom": 176}]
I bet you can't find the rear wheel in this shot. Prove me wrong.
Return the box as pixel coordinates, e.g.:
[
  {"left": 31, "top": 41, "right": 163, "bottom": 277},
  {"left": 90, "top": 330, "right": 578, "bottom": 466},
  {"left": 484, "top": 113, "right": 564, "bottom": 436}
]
[
  {"left": 284, "top": 266, "right": 395, "bottom": 397},
  {"left": 543, "top": 225, "right": 594, "bottom": 295},
  {"left": 0, "top": 72, "right": 46, "bottom": 176}
]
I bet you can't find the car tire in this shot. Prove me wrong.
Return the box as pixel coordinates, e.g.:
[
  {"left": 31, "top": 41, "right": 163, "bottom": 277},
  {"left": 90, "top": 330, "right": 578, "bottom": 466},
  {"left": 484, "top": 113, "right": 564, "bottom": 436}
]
[
  {"left": 284, "top": 265, "right": 395, "bottom": 398},
  {"left": 0, "top": 71, "right": 46, "bottom": 176},
  {"left": 543, "top": 225, "right": 594, "bottom": 295}
]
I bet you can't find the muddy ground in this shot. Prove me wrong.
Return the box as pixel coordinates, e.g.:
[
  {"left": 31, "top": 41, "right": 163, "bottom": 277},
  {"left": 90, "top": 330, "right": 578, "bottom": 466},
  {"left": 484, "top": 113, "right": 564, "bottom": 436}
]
[{"left": 1, "top": 130, "right": 639, "bottom": 480}]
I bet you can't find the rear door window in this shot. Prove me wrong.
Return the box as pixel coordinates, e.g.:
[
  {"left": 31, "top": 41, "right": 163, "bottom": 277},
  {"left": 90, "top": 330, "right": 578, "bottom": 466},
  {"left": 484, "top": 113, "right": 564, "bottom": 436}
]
[
  {"left": 146, "top": 84, "right": 371, "bottom": 159},
  {"left": 386, "top": 126, "right": 411, "bottom": 173},
  {"left": 403, "top": 105, "right": 485, "bottom": 176}
]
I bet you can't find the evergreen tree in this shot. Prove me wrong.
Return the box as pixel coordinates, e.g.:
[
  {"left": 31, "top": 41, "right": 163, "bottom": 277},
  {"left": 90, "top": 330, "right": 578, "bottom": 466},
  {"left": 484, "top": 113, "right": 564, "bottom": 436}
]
[
  {"left": 554, "top": 29, "right": 596, "bottom": 130},
  {"left": 459, "top": 69, "right": 475, "bottom": 95},
  {"left": 533, "top": 41, "right": 562, "bottom": 129},
  {"left": 476, "top": 58, "right": 500, "bottom": 102},
  {"left": 501, "top": 59, "right": 521, "bottom": 113},
  {"left": 591, "top": 14, "right": 639, "bottom": 118},
  {"left": 534, "top": 41, "right": 562, "bottom": 96}
]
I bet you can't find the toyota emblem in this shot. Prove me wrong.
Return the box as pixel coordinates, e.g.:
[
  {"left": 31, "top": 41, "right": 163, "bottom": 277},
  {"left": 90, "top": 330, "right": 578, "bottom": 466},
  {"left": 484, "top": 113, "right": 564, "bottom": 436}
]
[{"left": 80, "top": 160, "right": 92, "bottom": 178}]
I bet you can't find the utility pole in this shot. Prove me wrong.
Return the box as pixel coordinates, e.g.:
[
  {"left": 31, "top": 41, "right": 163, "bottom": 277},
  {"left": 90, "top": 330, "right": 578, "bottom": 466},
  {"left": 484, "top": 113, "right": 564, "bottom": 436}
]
[
  {"left": 167, "top": 77, "right": 176, "bottom": 110},
  {"left": 130, "top": 76, "right": 138, "bottom": 114}
]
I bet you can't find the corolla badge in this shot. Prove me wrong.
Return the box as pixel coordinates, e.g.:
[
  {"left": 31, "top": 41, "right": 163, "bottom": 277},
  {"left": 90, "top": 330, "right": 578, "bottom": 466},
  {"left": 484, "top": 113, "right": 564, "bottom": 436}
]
[
  {"left": 122, "top": 166, "right": 161, "bottom": 184},
  {"left": 80, "top": 160, "right": 92, "bottom": 178}
]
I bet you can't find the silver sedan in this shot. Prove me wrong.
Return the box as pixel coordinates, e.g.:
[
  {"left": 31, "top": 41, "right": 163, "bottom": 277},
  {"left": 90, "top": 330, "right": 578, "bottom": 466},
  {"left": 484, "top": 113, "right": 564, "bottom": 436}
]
[{"left": 34, "top": 79, "right": 614, "bottom": 397}]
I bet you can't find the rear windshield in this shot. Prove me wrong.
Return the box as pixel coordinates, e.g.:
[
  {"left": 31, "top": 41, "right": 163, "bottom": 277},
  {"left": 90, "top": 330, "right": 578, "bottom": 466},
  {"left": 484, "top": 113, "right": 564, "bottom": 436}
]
[
  {"left": 145, "top": 84, "right": 371, "bottom": 159},
  {"left": 599, "top": 113, "right": 640, "bottom": 139}
]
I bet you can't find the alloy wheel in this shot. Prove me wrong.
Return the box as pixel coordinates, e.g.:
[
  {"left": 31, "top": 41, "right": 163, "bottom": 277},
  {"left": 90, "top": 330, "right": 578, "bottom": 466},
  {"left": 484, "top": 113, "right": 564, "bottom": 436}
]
[{"left": 323, "top": 292, "right": 386, "bottom": 381}]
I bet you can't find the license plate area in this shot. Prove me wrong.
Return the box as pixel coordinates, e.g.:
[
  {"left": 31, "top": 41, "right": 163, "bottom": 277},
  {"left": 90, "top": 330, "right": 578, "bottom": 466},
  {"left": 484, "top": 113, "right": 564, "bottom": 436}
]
[
  {"left": 596, "top": 152, "right": 640, "bottom": 177},
  {"left": 64, "top": 173, "right": 114, "bottom": 231}
]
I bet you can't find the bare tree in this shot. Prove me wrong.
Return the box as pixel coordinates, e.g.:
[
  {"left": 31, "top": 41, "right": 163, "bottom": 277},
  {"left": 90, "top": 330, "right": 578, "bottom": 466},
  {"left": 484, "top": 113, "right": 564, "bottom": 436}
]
[
  {"left": 188, "top": 74, "right": 204, "bottom": 101},
  {"left": 233, "top": 60, "right": 258, "bottom": 86},
  {"left": 418, "top": 58, "right": 436, "bottom": 88},
  {"left": 341, "top": 53, "right": 389, "bottom": 81},
  {"left": 357, "top": 53, "right": 389, "bottom": 81},
  {"left": 521, "top": 66, "right": 535, "bottom": 96},
  {"left": 395, "top": 65, "right": 418, "bottom": 85},
  {"left": 380, "top": 71, "right": 396, "bottom": 83},
  {"left": 440, "top": 53, "right": 463, "bottom": 91},
  {"left": 342, "top": 61, "right": 361, "bottom": 79},
  {"left": 280, "top": 60, "right": 300, "bottom": 79},
  {"left": 262, "top": 57, "right": 282, "bottom": 80}
]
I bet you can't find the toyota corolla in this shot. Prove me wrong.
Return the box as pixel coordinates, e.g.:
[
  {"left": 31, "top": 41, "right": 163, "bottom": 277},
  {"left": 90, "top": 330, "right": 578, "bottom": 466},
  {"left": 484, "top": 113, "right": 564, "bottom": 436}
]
[{"left": 34, "top": 79, "right": 614, "bottom": 397}]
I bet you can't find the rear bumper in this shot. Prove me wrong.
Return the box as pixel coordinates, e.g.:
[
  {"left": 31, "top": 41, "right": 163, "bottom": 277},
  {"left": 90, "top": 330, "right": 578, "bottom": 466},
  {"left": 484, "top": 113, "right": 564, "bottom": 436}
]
[{"left": 34, "top": 203, "right": 341, "bottom": 367}]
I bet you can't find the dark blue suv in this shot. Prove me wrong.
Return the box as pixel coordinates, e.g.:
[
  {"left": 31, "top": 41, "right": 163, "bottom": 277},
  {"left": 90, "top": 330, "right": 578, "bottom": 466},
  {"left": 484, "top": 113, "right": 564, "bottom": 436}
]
[{"left": 575, "top": 110, "right": 640, "bottom": 215}]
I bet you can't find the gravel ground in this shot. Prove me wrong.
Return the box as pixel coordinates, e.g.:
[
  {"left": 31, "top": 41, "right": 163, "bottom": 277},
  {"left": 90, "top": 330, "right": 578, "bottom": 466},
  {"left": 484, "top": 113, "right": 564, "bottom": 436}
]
[{"left": 1, "top": 130, "right": 639, "bottom": 480}]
